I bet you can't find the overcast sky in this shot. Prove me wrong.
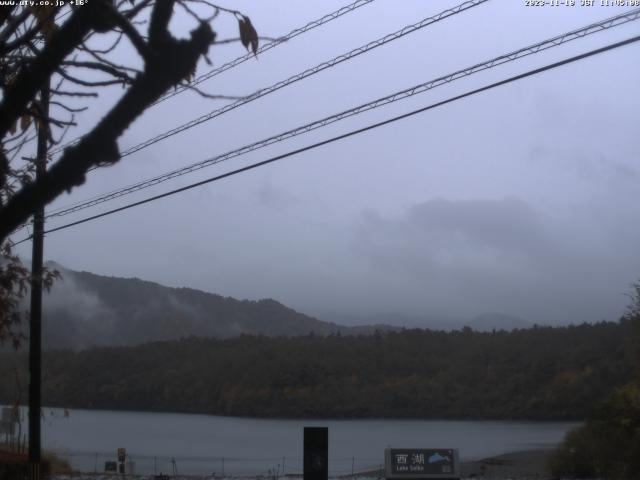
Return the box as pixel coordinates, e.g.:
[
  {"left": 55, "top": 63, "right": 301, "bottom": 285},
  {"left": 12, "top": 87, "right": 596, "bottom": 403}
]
[{"left": 13, "top": 0, "right": 640, "bottom": 326}]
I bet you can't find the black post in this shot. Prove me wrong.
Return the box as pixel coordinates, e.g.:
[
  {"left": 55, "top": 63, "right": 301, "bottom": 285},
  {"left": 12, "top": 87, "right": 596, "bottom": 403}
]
[
  {"left": 28, "top": 77, "right": 49, "bottom": 480},
  {"left": 303, "top": 427, "right": 328, "bottom": 480}
]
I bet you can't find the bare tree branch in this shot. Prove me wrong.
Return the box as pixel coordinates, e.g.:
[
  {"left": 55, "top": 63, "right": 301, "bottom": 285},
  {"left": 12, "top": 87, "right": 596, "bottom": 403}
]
[
  {"left": 61, "top": 60, "right": 137, "bottom": 82},
  {"left": 181, "top": 82, "right": 248, "bottom": 101},
  {"left": 0, "top": 8, "right": 30, "bottom": 46},
  {"left": 79, "top": 31, "right": 124, "bottom": 55},
  {"left": 0, "top": 4, "right": 98, "bottom": 138},
  {"left": 107, "top": 3, "right": 155, "bottom": 62},
  {"left": 0, "top": 2, "right": 217, "bottom": 242},
  {"left": 149, "top": 0, "right": 175, "bottom": 46},
  {"left": 50, "top": 89, "right": 99, "bottom": 97},
  {"left": 56, "top": 68, "right": 131, "bottom": 87},
  {"left": 50, "top": 101, "right": 88, "bottom": 113}
]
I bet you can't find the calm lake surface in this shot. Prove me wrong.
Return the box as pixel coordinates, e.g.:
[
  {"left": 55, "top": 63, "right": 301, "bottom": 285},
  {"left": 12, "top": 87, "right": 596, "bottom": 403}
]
[{"left": 31, "top": 407, "right": 578, "bottom": 475}]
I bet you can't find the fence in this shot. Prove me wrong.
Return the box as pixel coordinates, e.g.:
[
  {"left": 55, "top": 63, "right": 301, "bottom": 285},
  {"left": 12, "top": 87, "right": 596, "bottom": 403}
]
[{"left": 55, "top": 451, "right": 385, "bottom": 478}]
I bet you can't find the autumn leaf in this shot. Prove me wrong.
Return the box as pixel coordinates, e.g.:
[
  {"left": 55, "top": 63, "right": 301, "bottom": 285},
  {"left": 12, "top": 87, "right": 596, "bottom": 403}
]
[
  {"left": 238, "top": 15, "right": 259, "bottom": 57},
  {"left": 29, "top": 5, "right": 55, "bottom": 24},
  {"left": 20, "top": 115, "right": 31, "bottom": 132},
  {"left": 238, "top": 18, "right": 249, "bottom": 50},
  {"left": 29, "top": 5, "right": 56, "bottom": 39}
]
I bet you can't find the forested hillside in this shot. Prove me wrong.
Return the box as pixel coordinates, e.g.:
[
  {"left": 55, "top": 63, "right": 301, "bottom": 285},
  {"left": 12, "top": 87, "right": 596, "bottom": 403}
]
[
  {"left": 35, "top": 264, "right": 525, "bottom": 350},
  {"left": 39, "top": 265, "right": 351, "bottom": 349},
  {"left": 1, "top": 320, "right": 633, "bottom": 419}
]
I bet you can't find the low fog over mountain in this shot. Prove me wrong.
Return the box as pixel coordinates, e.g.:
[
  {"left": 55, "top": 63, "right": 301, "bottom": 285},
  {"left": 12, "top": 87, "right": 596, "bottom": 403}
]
[
  {"left": 39, "top": 263, "right": 346, "bottom": 350},
  {"left": 29, "top": 263, "right": 541, "bottom": 350}
]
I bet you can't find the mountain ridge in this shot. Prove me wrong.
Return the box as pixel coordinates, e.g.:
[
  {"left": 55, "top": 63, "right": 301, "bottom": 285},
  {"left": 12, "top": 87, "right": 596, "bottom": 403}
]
[
  {"left": 40, "top": 264, "right": 406, "bottom": 350},
  {"left": 36, "top": 263, "right": 533, "bottom": 350}
]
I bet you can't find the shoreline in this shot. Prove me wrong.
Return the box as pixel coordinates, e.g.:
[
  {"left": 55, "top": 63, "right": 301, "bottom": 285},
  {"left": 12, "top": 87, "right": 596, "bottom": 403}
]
[
  {"left": 3, "top": 403, "right": 586, "bottom": 423},
  {"left": 354, "top": 449, "right": 557, "bottom": 479},
  {"left": 461, "top": 449, "right": 555, "bottom": 479},
  {"left": 356, "top": 447, "right": 554, "bottom": 480},
  {"left": 46, "top": 449, "right": 560, "bottom": 480}
]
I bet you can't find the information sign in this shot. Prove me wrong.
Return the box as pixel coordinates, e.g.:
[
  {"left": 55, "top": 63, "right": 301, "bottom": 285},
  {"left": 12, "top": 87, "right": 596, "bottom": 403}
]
[{"left": 385, "top": 448, "right": 460, "bottom": 480}]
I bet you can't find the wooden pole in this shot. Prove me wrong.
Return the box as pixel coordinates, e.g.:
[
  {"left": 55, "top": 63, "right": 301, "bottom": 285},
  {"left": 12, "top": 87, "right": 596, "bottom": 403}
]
[{"left": 28, "top": 73, "right": 49, "bottom": 480}]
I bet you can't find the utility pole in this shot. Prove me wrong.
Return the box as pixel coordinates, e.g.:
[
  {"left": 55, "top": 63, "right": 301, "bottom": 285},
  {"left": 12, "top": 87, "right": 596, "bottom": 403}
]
[{"left": 28, "top": 75, "right": 50, "bottom": 480}]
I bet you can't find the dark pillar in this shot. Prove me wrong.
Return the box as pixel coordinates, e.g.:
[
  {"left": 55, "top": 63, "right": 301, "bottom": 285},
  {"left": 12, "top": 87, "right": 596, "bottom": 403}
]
[{"left": 304, "top": 427, "right": 328, "bottom": 480}]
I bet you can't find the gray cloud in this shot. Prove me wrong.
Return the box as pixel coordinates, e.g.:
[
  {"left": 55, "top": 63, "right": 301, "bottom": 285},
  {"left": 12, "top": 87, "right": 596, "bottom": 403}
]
[
  {"left": 356, "top": 197, "right": 552, "bottom": 277},
  {"left": 255, "top": 181, "right": 298, "bottom": 210},
  {"left": 352, "top": 196, "right": 638, "bottom": 324}
]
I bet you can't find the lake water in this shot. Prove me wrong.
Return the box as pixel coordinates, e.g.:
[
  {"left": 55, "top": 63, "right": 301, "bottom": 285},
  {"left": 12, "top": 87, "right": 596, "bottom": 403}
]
[{"left": 26, "top": 407, "right": 578, "bottom": 475}]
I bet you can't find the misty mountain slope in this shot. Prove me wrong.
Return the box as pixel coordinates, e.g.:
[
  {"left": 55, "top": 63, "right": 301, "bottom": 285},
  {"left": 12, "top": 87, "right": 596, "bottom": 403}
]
[
  {"left": 41, "top": 265, "right": 347, "bottom": 350},
  {"left": 36, "top": 263, "right": 540, "bottom": 351}
]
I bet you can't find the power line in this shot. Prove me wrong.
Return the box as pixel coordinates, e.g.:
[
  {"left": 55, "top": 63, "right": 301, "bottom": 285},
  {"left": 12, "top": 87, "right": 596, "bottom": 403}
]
[
  {"left": 50, "top": 0, "right": 490, "bottom": 163},
  {"left": 11, "top": 33, "right": 639, "bottom": 247},
  {"left": 44, "top": 0, "right": 493, "bottom": 218},
  {"left": 155, "top": 0, "right": 377, "bottom": 104},
  {"left": 119, "top": 0, "right": 490, "bottom": 158},
  {"left": 44, "top": 7, "right": 640, "bottom": 220},
  {"left": 49, "top": 0, "right": 378, "bottom": 156}
]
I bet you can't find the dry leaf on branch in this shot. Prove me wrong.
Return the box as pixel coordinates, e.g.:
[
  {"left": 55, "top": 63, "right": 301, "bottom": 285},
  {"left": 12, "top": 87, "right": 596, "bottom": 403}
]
[
  {"left": 29, "top": 5, "right": 56, "bottom": 39},
  {"left": 238, "top": 15, "right": 259, "bottom": 57},
  {"left": 20, "top": 115, "right": 31, "bottom": 132}
]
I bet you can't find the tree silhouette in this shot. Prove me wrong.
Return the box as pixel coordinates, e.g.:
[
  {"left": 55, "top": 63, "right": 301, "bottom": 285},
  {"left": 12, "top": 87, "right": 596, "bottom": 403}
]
[{"left": 0, "top": 0, "right": 259, "bottom": 345}]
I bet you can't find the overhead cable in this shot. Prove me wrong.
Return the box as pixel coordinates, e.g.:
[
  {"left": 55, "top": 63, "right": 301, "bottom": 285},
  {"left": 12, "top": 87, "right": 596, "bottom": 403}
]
[
  {"left": 50, "top": 0, "right": 491, "bottom": 161},
  {"left": 156, "top": 0, "right": 378, "bottom": 104},
  {"left": 9, "top": 33, "right": 638, "bottom": 247},
  {"left": 44, "top": 7, "right": 640, "bottom": 220},
  {"left": 49, "top": 0, "right": 378, "bottom": 156}
]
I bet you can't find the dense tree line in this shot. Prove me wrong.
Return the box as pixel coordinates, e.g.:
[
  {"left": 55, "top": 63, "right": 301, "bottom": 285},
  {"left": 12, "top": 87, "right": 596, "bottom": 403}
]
[
  {"left": 0, "top": 321, "right": 635, "bottom": 419},
  {"left": 549, "top": 382, "right": 640, "bottom": 479},
  {"left": 549, "top": 286, "right": 640, "bottom": 479}
]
